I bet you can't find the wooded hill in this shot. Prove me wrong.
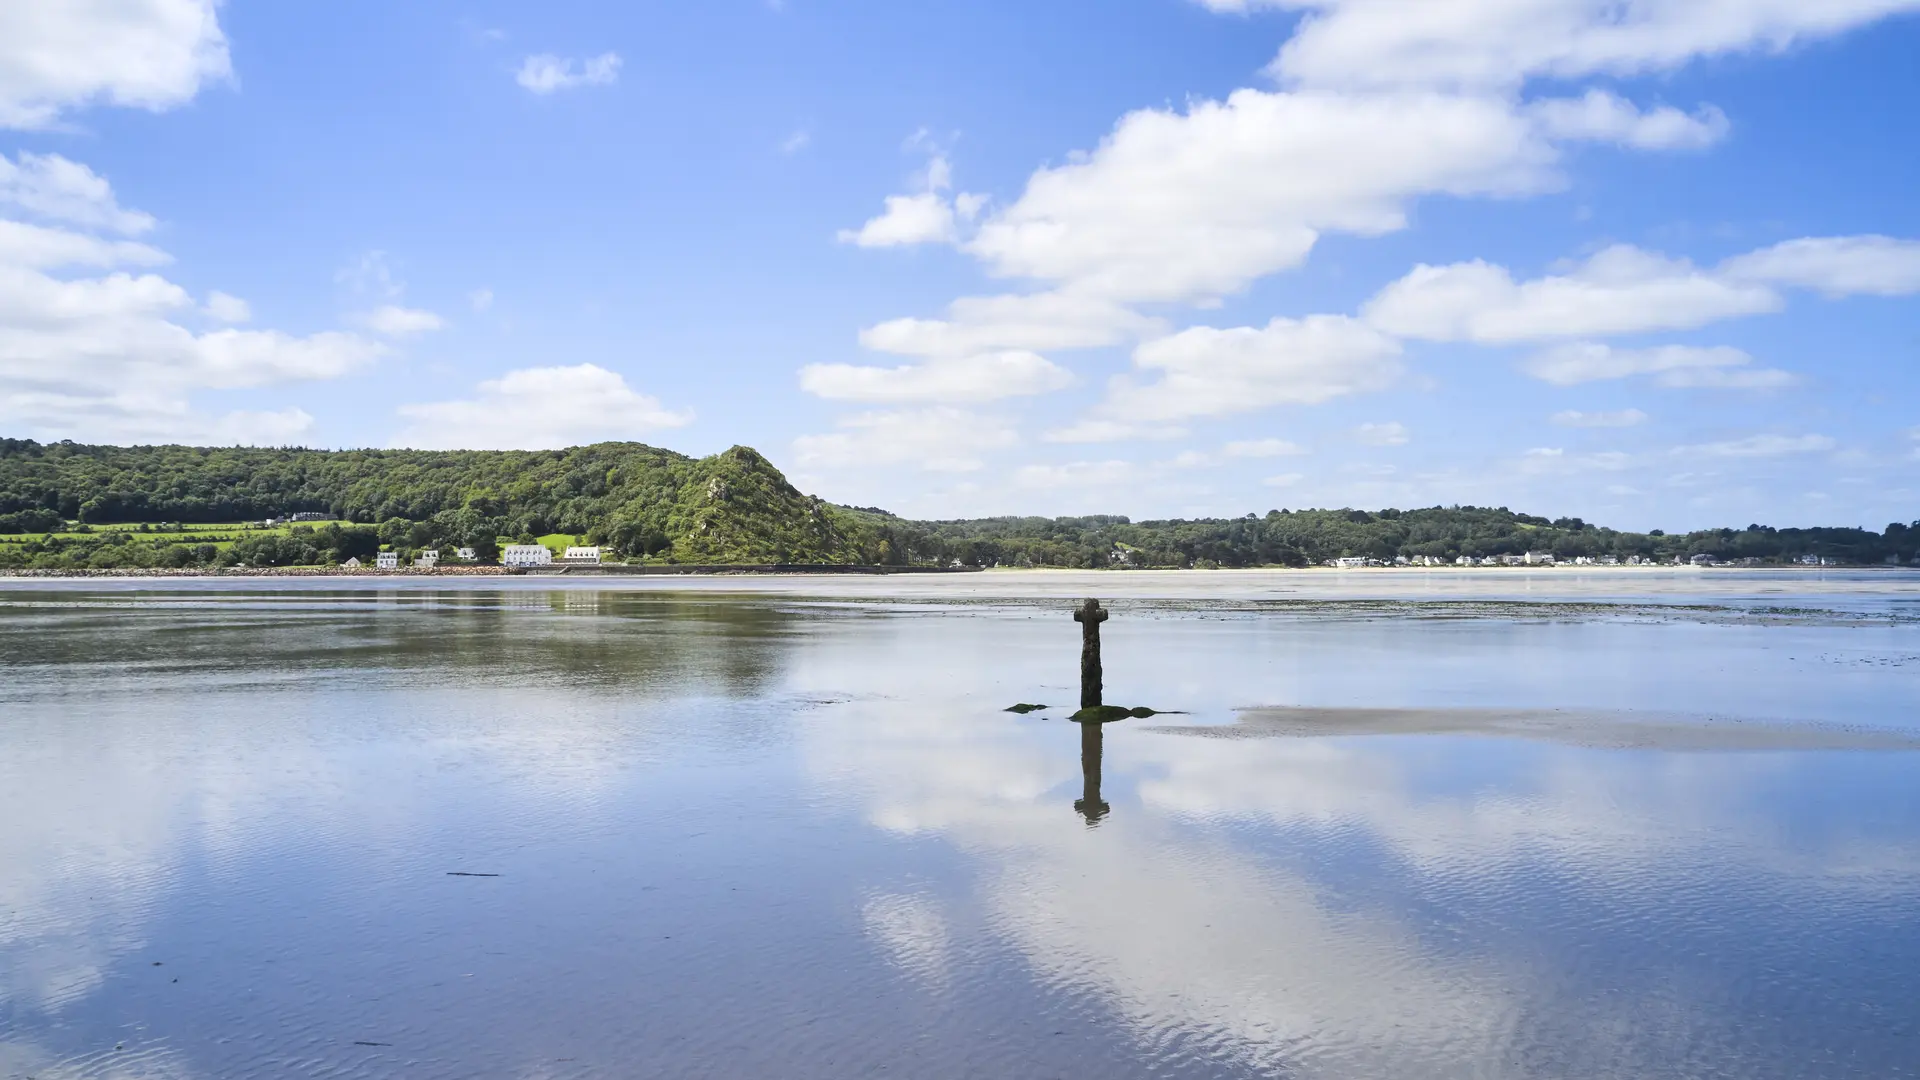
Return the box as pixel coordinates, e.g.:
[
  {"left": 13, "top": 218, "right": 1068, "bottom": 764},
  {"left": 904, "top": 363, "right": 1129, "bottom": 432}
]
[{"left": 0, "top": 438, "right": 1913, "bottom": 570}]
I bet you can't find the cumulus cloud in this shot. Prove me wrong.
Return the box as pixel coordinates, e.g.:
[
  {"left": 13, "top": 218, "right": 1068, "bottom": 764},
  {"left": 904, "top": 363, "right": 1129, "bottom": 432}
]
[
  {"left": 1354, "top": 421, "right": 1410, "bottom": 446},
  {"left": 1223, "top": 437, "right": 1307, "bottom": 458},
  {"left": 1012, "top": 459, "right": 1137, "bottom": 490},
  {"left": 1365, "top": 245, "right": 1781, "bottom": 342},
  {"left": 0, "top": 171, "right": 382, "bottom": 442},
  {"left": 799, "top": 350, "right": 1073, "bottom": 404},
  {"left": 515, "top": 52, "right": 622, "bottom": 94},
  {"left": 859, "top": 291, "right": 1161, "bottom": 358},
  {"left": 1720, "top": 235, "right": 1920, "bottom": 297},
  {"left": 392, "top": 364, "right": 692, "bottom": 450},
  {"left": 826, "top": 0, "right": 1920, "bottom": 472},
  {"left": 1042, "top": 419, "right": 1188, "bottom": 445},
  {"left": 0, "top": 219, "right": 167, "bottom": 269},
  {"left": 1552, "top": 408, "right": 1649, "bottom": 428},
  {"left": 1219, "top": 0, "right": 1920, "bottom": 92},
  {"left": 1094, "top": 315, "right": 1403, "bottom": 424},
  {"left": 965, "top": 89, "right": 1559, "bottom": 305},
  {"left": 202, "top": 290, "right": 250, "bottom": 323},
  {"left": 793, "top": 407, "right": 1018, "bottom": 473},
  {"left": 1527, "top": 90, "right": 1728, "bottom": 150},
  {"left": 0, "top": 0, "right": 230, "bottom": 129},
  {"left": 0, "top": 153, "right": 157, "bottom": 234},
  {"left": 1523, "top": 343, "right": 1794, "bottom": 388},
  {"left": 838, "top": 148, "right": 986, "bottom": 249},
  {"left": 0, "top": 16, "right": 382, "bottom": 445},
  {"left": 1166, "top": 438, "right": 1310, "bottom": 469},
  {"left": 1676, "top": 434, "right": 1837, "bottom": 458},
  {"left": 350, "top": 304, "right": 445, "bottom": 337},
  {"left": 1368, "top": 235, "right": 1920, "bottom": 348}
]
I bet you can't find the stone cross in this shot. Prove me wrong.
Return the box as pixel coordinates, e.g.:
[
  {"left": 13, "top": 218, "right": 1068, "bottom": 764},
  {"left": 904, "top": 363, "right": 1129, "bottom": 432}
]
[{"left": 1073, "top": 598, "right": 1108, "bottom": 709}]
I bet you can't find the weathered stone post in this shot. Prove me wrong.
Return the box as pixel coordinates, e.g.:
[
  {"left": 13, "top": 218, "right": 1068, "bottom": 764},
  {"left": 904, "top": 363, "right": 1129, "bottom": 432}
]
[{"left": 1073, "top": 598, "right": 1108, "bottom": 709}]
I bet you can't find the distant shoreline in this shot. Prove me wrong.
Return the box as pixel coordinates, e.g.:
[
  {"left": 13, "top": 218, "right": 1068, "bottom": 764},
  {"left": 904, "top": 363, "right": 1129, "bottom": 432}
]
[
  {"left": 0, "top": 564, "right": 986, "bottom": 579},
  {"left": 2, "top": 563, "right": 1911, "bottom": 581}
]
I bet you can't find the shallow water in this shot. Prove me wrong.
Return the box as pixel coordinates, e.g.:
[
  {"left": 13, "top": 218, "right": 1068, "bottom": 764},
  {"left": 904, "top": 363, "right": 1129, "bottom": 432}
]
[{"left": 3, "top": 577, "right": 1919, "bottom": 1078}]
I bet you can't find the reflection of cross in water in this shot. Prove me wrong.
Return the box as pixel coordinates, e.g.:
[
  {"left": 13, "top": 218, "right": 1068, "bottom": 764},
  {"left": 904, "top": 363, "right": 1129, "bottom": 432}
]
[
  {"left": 1073, "top": 598, "right": 1108, "bottom": 709},
  {"left": 1075, "top": 720, "right": 1109, "bottom": 825}
]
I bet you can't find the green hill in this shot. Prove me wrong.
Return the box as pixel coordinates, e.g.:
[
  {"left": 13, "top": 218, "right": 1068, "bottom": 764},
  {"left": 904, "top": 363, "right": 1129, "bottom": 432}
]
[{"left": 0, "top": 439, "right": 899, "bottom": 567}]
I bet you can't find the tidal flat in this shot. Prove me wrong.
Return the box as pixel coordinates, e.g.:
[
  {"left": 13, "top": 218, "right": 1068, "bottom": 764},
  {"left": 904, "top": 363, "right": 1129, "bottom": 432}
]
[{"left": 3, "top": 571, "right": 1919, "bottom": 1078}]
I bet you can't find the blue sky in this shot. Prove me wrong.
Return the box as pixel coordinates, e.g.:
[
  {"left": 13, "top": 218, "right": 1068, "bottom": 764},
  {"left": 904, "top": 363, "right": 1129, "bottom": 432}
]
[{"left": 1, "top": 1, "right": 1917, "bottom": 530}]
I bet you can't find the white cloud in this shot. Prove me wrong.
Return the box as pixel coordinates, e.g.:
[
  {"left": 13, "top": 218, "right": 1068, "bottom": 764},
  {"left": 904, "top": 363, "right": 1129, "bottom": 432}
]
[
  {"left": 206, "top": 407, "right": 314, "bottom": 445},
  {"left": 1228, "top": 0, "right": 1920, "bottom": 92},
  {"left": 1527, "top": 90, "right": 1728, "bottom": 150},
  {"left": 1517, "top": 446, "right": 1633, "bottom": 474},
  {"left": 515, "top": 52, "right": 622, "bottom": 94},
  {"left": 1041, "top": 419, "right": 1188, "bottom": 445},
  {"left": 1011, "top": 460, "right": 1136, "bottom": 490},
  {"left": 1095, "top": 315, "right": 1403, "bottom": 424},
  {"left": 830, "top": 1, "right": 1920, "bottom": 449},
  {"left": 1676, "top": 434, "right": 1837, "bottom": 458},
  {"left": 0, "top": 164, "right": 383, "bottom": 444},
  {"left": 0, "top": 0, "right": 230, "bottom": 129},
  {"left": 860, "top": 291, "right": 1161, "bottom": 358},
  {"left": 838, "top": 150, "right": 986, "bottom": 249},
  {"left": 780, "top": 129, "right": 812, "bottom": 155},
  {"left": 965, "top": 89, "right": 1560, "bottom": 305},
  {"left": 392, "top": 364, "right": 692, "bottom": 450},
  {"left": 1354, "top": 421, "right": 1410, "bottom": 446},
  {"left": 0, "top": 219, "right": 167, "bottom": 269},
  {"left": 1523, "top": 342, "right": 1795, "bottom": 388},
  {"left": 1368, "top": 235, "right": 1920, "bottom": 350},
  {"left": 1552, "top": 408, "right": 1648, "bottom": 428},
  {"left": 350, "top": 304, "right": 445, "bottom": 337},
  {"left": 1223, "top": 437, "right": 1307, "bottom": 458},
  {"left": 468, "top": 287, "right": 494, "bottom": 312},
  {"left": 0, "top": 152, "right": 156, "bottom": 233},
  {"left": 838, "top": 192, "right": 962, "bottom": 248},
  {"left": 1720, "top": 235, "right": 1920, "bottom": 297},
  {"left": 799, "top": 350, "right": 1073, "bottom": 404},
  {"left": 1167, "top": 438, "right": 1310, "bottom": 468},
  {"left": 203, "top": 290, "right": 249, "bottom": 323},
  {"left": 1263, "top": 472, "right": 1305, "bottom": 487},
  {"left": 1365, "top": 246, "right": 1781, "bottom": 342},
  {"left": 793, "top": 407, "right": 1017, "bottom": 473},
  {"left": 1653, "top": 365, "right": 1797, "bottom": 390}
]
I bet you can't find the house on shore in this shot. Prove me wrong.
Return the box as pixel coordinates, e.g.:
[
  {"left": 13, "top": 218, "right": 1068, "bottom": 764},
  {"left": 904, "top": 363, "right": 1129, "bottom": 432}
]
[
  {"left": 503, "top": 544, "right": 552, "bottom": 567},
  {"left": 561, "top": 546, "right": 603, "bottom": 565},
  {"left": 375, "top": 552, "right": 399, "bottom": 570},
  {"left": 341, "top": 557, "right": 362, "bottom": 569},
  {"left": 455, "top": 547, "right": 477, "bottom": 562},
  {"left": 415, "top": 550, "right": 439, "bottom": 568}
]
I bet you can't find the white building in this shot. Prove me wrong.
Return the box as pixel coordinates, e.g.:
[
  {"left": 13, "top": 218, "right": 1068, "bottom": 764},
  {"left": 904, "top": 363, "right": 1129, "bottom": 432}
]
[
  {"left": 375, "top": 552, "right": 399, "bottom": 570},
  {"left": 502, "top": 544, "right": 551, "bottom": 567},
  {"left": 561, "top": 546, "right": 603, "bottom": 564},
  {"left": 414, "top": 550, "right": 439, "bottom": 568},
  {"left": 341, "top": 557, "right": 362, "bottom": 569},
  {"left": 455, "top": 547, "right": 477, "bottom": 561}
]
